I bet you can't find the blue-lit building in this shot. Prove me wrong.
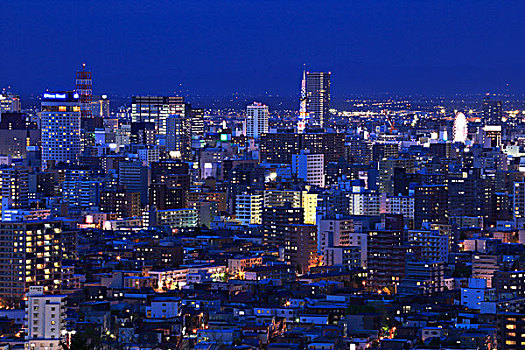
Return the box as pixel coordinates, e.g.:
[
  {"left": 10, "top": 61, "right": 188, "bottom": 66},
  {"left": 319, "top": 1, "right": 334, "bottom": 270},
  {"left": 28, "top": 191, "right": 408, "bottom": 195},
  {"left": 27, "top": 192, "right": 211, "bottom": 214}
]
[{"left": 40, "top": 92, "right": 81, "bottom": 169}]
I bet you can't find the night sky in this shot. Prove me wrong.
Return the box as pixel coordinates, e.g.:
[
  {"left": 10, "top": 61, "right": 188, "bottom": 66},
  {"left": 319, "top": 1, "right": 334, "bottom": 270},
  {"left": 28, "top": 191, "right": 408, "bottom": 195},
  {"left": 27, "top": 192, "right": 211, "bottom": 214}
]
[{"left": 1, "top": 0, "right": 524, "bottom": 99}]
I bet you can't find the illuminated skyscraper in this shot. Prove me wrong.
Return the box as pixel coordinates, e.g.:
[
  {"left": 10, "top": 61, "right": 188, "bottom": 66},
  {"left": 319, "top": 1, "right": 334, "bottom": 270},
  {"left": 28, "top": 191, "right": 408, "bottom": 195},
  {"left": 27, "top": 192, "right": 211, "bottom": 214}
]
[
  {"left": 297, "top": 70, "right": 308, "bottom": 133},
  {"left": 40, "top": 92, "right": 81, "bottom": 169},
  {"left": 166, "top": 114, "right": 192, "bottom": 160},
  {"left": 482, "top": 95, "right": 503, "bottom": 125},
  {"left": 246, "top": 102, "right": 268, "bottom": 139},
  {"left": 306, "top": 72, "right": 331, "bottom": 128}
]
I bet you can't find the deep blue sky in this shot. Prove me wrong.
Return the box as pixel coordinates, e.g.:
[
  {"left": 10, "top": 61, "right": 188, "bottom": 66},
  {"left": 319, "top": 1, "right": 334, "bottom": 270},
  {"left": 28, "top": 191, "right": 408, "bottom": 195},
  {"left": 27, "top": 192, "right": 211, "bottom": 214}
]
[{"left": 1, "top": 0, "right": 524, "bottom": 99}]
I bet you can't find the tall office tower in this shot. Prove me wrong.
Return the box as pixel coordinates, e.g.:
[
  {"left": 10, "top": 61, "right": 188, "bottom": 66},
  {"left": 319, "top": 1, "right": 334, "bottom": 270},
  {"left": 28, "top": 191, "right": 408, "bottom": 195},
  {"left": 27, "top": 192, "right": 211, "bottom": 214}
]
[
  {"left": 482, "top": 95, "right": 503, "bottom": 125},
  {"left": 0, "top": 220, "right": 64, "bottom": 305},
  {"left": 40, "top": 92, "right": 81, "bottom": 170},
  {"left": 75, "top": 65, "right": 98, "bottom": 153},
  {"left": 189, "top": 107, "right": 205, "bottom": 137},
  {"left": 166, "top": 114, "right": 191, "bottom": 160},
  {"left": 297, "top": 70, "right": 308, "bottom": 133},
  {"left": 306, "top": 72, "right": 331, "bottom": 128},
  {"left": 131, "top": 96, "right": 186, "bottom": 136},
  {"left": 0, "top": 166, "right": 29, "bottom": 218},
  {"left": 130, "top": 122, "right": 156, "bottom": 145},
  {"left": 118, "top": 160, "right": 150, "bottom": 206},
  {"left": 246, "top": 102, "right": 269, "bottom": 139},
  {"left": 25, "top": 286, "right": 66, "bottom": 350},
  {"left": 149, "top": 183, "right": 186, "bottom": 210},
  {"left": 292, "top": 150, "right": 325, "bottom": 187},
  {"left": 0, "top": 91, "right": 21, "bottom": 113},
  {"left": 151, "top": 160, "right": 190, "bottom": 184}
]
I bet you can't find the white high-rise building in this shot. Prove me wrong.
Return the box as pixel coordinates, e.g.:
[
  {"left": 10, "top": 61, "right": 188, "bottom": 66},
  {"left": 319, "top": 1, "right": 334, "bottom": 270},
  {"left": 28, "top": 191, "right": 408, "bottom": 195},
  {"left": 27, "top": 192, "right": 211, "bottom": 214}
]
[
  {"left": 317, "top": 218, "right": 367, "bottom": 268},
  {"left": 246, "top": 102, "right": 268, "bottom": 139},
  {"left": 40, "top": 92, "right": 81, "bottom": 170},
  {"left": 235, "top": 193, "right": 263, "bottom": 225},
  {"left": 292, "top": 150, "right": 325, "bottom": 187},
  {"left": 25, "top": 286, "right": 66, "bottom": 349}
]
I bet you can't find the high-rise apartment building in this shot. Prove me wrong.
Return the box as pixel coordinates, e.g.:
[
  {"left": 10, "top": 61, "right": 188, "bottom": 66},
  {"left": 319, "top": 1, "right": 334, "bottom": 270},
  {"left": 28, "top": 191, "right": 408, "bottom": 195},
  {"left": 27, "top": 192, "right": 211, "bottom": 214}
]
[
  {"left": 285, "top": 224, "right": 317, "bottom": 274},
  {"left": 0, "top": 220, "right": 64, "bottom": 304},
  {"left": 40, "top": 92, "right": 81, "bottom": 170},
  {"left": 235, "top": 192, "right": 263, "bottom": 226},
  {"left": 306, "top": 72, "right": 331, "bottom": 128},
  {"left": 292, "top": 150, "right": 325, "bottom": 187},
  {"left": 262, "top": 204, "right": 303, "bottom": 248},
  {"left": 246, "top": 102, "right": 269, "bottom": 139},
  {"left": 25, "top": 286, "right": 66, "bottom": 350},
  {"left": 414, "top": 185, "right": 449, "bottom": 229}
]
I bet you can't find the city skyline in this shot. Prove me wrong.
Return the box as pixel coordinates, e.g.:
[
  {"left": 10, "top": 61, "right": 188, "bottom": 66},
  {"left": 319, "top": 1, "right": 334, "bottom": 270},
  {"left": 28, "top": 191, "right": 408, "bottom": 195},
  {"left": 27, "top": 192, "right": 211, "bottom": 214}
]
[{"left": 3, "top": 2, "right": 525, "bottom": 349}]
